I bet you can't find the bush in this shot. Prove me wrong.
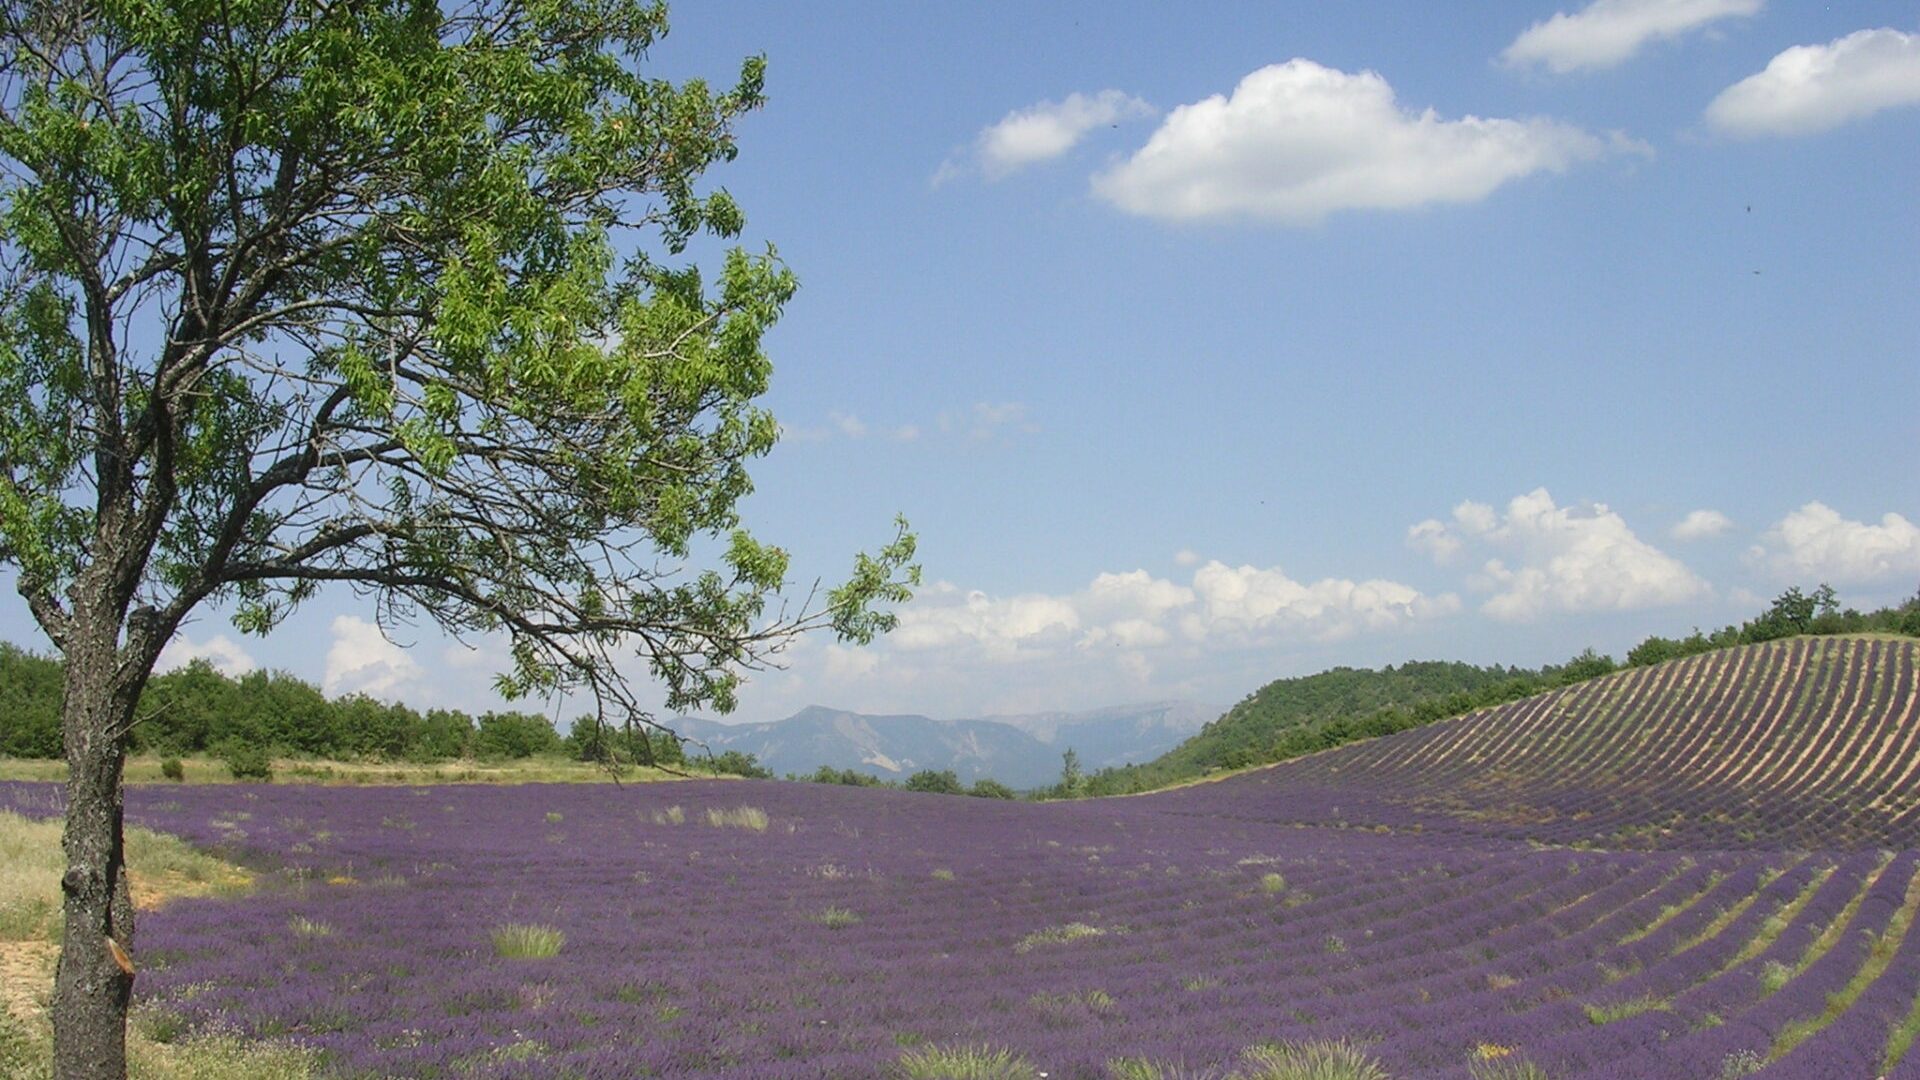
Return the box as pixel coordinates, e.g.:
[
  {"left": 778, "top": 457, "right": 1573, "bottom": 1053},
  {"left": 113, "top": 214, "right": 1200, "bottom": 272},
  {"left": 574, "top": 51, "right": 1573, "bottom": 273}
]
[
  {"left": 706, "top": 750, "right": 771, "bottom": 779},
  {"left": 905, "top": 769, "right": 964, "bottom": 795},
  {"left": 967, "top": 778, "right": 1015, "bottom": 799},
  {"left": 160, "top": 757, "right": 185, "bottom": 782},
  {"left": 221, "top": 744, "right": 273, "bottom": 782}
]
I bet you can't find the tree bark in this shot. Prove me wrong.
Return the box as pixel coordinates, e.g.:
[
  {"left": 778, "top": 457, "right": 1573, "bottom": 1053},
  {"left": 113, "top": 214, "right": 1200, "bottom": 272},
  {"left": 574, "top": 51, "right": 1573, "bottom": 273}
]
[{"left": 51, "top": 624, "right": 138, "bottom": 1080}]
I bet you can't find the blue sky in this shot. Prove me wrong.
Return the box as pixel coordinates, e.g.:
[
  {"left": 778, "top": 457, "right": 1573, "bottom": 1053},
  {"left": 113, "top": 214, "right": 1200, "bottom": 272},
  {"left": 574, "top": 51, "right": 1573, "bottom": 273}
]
[{"left": 9, "top": 1, "right": 1919, "bottom": 724}]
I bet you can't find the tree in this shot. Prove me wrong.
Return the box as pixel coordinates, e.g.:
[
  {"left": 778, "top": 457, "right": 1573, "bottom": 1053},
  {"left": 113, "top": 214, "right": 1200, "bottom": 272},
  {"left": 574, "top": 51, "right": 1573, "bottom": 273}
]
[
  {"left": 904, "top": 768, "right": 963, "bottom": 795},
  {"left": 0, "top": 2, "right": 917, "bottom": 1075},
  {"left": 1054, "top": 747, "right": 1086, "bottom": 798}
]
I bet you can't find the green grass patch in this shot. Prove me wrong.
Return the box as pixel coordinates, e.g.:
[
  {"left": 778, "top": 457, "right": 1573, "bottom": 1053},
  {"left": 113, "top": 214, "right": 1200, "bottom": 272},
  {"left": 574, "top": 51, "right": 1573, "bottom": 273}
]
[
  {"left": 1584, "top": 994, "right": 1669, "bottom": 1024},
  {"left": 490, "top": 923, "right": 565, "bottom": 959},
  {"left": 1013, "top": 921, "right": 1120, "bottom": 954},
  {"left": 813, "top": 906, "right": 861, "bottom": 929}
]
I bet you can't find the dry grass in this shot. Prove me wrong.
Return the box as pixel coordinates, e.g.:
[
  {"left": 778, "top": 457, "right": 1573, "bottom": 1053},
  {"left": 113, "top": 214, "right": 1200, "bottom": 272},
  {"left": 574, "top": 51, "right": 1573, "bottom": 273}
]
[
  {"left": 0, "top": 753, "right": 710, "bottom": 787},
  {"left": 0, "top": 812, "right": 314, "bottom": 1079},
  {"left": 703, "top": 805, "right": 769, "bottom": 831}
]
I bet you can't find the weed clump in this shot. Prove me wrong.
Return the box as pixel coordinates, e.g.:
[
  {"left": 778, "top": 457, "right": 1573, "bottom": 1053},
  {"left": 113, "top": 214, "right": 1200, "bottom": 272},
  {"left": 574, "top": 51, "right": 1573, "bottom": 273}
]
[
  {"left": 491, "top": 923, "right": 565, "bottom": 959},
  {"left": 704, "top": 805, "right": 769, "bottom": 831},
  {"left": 895, "top": 1043, "right": 1040, "bottom": 1079}
]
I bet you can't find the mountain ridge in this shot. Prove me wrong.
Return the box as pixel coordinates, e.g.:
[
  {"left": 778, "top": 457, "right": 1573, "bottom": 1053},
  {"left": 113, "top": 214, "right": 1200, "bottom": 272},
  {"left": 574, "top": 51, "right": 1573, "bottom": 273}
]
[{"left": 671, "top": 699, "right": 1218, "bottom": 789}]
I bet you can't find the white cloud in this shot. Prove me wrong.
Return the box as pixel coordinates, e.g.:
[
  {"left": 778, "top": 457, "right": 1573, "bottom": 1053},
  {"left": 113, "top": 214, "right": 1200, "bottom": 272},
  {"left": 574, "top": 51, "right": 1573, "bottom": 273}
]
[
  {"left": 945, "top": 90, "right": 1156, "bottom": 182},
  {"left": 727, "top": 553, "right": 1459, "bottom": 720},
  {"left": 324, "top": 615, "right": 424, "bottom": 699},
  {"left": 1407, "top": 519, "right": 1464, "bottom": 563},
  {"left": 891, "top": 582, "right": 1081, "bottom": 657},
  {"left": 1502, "top": 0, "right": 1763, "bottom": 74},
  {"left": 940, "top": 401, "right": 1040, "bottom": 440},
  {"left": 1706, "top": 28, "right": 1920, "bottom": 137},
  {"left": 156, "top": 633, "right": 257, "bottom": 678},
  {"left": 829, "top": 411, "right": 868, "bottom": 439},
  {"left": 1451, "top": 500, "right": 1500, "bottom": 536},
  {"left": 788, "top": 403, "right": 1028, "bottom": 444},
  {"left": 1186, "top": 561, "right": 1461, "bottom": 643},
  {"left": 891, "top": 558, "right": 1454, "bottom": 659},
  {"left": 1091, "top": 59, "right": 1625, "bottom": 224},
  {"left": 1173, "top": 548, "right": 1202, "bottom": 568},
  {"left": 1672, "top": 508, "right": 1734, "bottom": 541},
  {"left": 1417, "top": 488, "right": 1710, "bottom": 621},
  {"left": 1749, "top": 502, "right": 1920, "bottom": 584},
  {"left": 821, "top": 644, "right": 880, "bottom": 682}
]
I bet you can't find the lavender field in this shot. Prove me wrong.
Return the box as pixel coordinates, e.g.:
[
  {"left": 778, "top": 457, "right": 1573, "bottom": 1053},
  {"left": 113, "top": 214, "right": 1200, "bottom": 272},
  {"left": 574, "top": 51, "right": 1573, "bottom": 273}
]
[{"left": 8, "top": 637, "right": 1920, "bottom": 1078}]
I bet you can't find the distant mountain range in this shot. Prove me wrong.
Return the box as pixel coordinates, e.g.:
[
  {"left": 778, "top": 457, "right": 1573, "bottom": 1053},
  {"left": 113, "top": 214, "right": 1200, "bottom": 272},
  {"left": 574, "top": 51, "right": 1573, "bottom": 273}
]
[{"left": 670, "top": 701, "right": 1220, "bottom": 790}]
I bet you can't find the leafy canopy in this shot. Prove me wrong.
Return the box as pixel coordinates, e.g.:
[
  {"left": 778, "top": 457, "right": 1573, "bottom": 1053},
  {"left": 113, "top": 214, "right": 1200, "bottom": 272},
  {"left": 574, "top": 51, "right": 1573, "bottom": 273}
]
[{"left": 0, "top": 0, "right": 914, "bottom": 740}]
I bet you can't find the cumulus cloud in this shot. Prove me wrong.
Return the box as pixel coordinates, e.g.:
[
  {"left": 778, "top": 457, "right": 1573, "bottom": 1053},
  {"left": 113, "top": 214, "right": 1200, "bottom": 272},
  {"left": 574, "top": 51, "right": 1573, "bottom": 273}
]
[
  {"left": 1091, "top": 59, "right": 1626, "bottom": 224},
  {"left": 1186, "top": 561, "right": 1461, "bottom": 643},
  {"left": 324, "top": 615, "right": 424, "bottom": 699},
  {"left": 890, "top": 582, "right": 1081, "bottom": 657},
  {"left": 1502, "top": 0, "right": 1763, "bottom": 74},
  {"left": 943, "top": 90, "right": 1156, "bottom": 182},
  {"left": 1407, "top": 518, "right": 1465, "bottom": 563},
  {"left": 1749, "top": 502, "right": 1920, "bottom": 584},
  {"left": 1706, "top": 28, "right": 1920, "bottom": 137},
  {"left": 1416, "top": 488, "right": 1710, "bottom": 621},
  {"left": 1672, "top": 508, "right": 1734, "bottom": 541},
  {"left": 892, "top": 560, "right": 1454, "bottom": 660},
  {"left": 156, "top": 633, "right": 257, "bottom": 678}
]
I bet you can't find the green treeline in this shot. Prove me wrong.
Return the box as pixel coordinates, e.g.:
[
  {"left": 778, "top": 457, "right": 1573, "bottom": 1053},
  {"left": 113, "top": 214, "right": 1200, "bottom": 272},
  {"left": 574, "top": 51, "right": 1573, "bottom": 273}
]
[
  {"left": 798, "top": 764, "right": 1017, "bottom": 799},
  {"left": 0, "top": 648, "right": 764, "bottom": 775},
  {"left": 1080, "top": 586, "right": 1920, "bottom": 796}
]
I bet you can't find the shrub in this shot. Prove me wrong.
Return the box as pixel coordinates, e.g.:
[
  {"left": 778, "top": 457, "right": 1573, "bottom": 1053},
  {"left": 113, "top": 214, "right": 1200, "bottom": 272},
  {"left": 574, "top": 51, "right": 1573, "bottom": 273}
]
[
  {"left": 706, "top": 750, "right": 771, "bottom": 778},
  {"left": 1260, "top": 872, "right": 1287, "bottom": 894},
  {"left": 905, "top": 769, "right": 964, "bottom": 795},
  {"left": 222, "top": 744, "right": 273, "bottom": 782},
  {"left": 491, "top": 923, "right": 565, "bottom": 959},
  {"left": 967, "top": 778, "right": 1015, "bottom": 799},
  {"left": 160, "top": 757, "right": 185, "bottom": 782}
]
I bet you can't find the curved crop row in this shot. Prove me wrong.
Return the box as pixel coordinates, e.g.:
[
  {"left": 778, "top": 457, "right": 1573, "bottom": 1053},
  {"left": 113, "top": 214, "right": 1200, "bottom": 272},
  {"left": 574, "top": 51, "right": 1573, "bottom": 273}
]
[{"left": 1171, "top": 637, "right": 1920, "bottom": 850}]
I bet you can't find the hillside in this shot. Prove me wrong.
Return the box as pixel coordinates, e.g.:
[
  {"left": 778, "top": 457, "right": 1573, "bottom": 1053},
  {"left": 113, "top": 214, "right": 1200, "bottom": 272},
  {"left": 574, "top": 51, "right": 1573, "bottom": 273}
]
[
  {"left": 1157, "top": 636, "right": 1920, "bottom": 850},
  {"left": 1088, "top": 658, "right": 1537, "bottom": 792}
]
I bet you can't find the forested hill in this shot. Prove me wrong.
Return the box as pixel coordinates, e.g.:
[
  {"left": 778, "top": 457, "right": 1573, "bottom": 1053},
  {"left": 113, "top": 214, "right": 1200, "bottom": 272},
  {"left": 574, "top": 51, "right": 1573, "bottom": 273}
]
[{"left": 1099, "top": 660, "right": 1536, "bottom": 790}]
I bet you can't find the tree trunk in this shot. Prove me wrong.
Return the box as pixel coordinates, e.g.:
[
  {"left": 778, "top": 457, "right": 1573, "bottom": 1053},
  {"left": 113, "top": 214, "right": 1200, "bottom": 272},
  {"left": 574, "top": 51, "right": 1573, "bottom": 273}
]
[{"left": 52, "top": 629, "right": 138, "bottom": 1080}]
